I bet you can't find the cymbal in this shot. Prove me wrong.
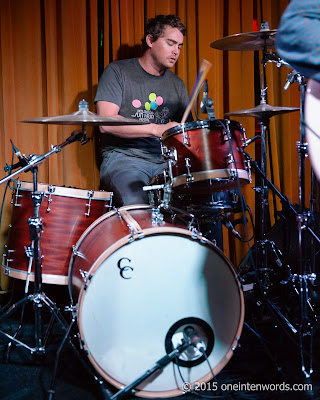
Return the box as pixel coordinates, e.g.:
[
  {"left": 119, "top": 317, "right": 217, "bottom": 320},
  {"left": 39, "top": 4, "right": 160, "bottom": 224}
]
[
  {"left": 225, "top": 104, "right": 300, "bottom": 119},
  {"left": 21, "top": 110, "right": 148, "bottom": 126},
  {"left": 210, "top": 29, "right": 277, "bottom": 51}
]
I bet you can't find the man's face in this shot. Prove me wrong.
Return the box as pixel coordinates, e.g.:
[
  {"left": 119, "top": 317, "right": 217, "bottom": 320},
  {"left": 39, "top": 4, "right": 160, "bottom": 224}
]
[{"left": 147, "top": 26, "right": 184, "bottom": 71}]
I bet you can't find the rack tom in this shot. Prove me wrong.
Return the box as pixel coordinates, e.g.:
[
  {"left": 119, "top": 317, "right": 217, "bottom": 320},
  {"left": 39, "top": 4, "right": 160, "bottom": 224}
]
[{"left": 161, "top": 120, "right": 251, "bottom": 194}]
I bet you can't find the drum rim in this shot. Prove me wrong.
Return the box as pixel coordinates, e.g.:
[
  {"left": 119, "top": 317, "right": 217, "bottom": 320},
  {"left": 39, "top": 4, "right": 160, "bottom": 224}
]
[
  {"left": 68, "top": 204, "right": 153, "bottom": 301},
  {"left": 161, "top": 119, "right": 242, "bottom": 140},
  {"left": 78, "top": 230, "right": 244, "bottom": 397},
  {"left": 1, "top": 265, "right": 68, "bottom": 285},
  {"left": 69, "top": 205, "right": 245, "bottom": 397},
  {"left": 172, "top": 168, "right": 250, "bottom": 187},
  {"left": 11, "top": 180, "right": 111, "bottom": 200}
]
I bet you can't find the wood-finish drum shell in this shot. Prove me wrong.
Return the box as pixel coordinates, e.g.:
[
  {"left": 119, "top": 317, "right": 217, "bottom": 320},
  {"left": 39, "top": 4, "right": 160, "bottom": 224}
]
[
  {"left": 161, "top": 120, "right": 251, "bottom": 193},
  {"left": 2, "top": 181, "right": 112, "bottom": 285},
  {"left": 69, "top": 204, "right": 244, "bottom": 398}
]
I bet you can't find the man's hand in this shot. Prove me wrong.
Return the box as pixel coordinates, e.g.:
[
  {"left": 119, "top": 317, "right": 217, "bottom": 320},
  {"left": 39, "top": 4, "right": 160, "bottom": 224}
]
[{"left": 152, "top": 121, "right": 180, "bottom": 138}]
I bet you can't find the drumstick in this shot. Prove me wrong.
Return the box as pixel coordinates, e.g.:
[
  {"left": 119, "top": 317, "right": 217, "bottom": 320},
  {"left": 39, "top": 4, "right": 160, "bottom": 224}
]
[{"left": 180, "top": 59, "right": 212, "bottom": 124}]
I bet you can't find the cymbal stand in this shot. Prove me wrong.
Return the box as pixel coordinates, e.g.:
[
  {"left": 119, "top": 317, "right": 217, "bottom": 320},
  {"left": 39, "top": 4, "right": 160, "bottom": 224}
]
[
  {"left": 251, "top": 85, "right": 271, "bottom": 266},
  {"left": 261, "top": 53, "right": 319, "bottom": 375},
  {"left": 241, "top": 149, "right": 320, "bottom": 331},
  {"left": 292, "top": 71, "right": 315, "bottom": 378},
  {"left": 0, "top": 129, "right": 88, "bottom": 356}
]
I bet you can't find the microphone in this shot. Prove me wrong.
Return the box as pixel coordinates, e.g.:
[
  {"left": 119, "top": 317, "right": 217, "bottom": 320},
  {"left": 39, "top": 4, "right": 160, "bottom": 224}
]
[
  {"left": 221, "top": 215, "right": 242, "bottom": 240},
  {"left": 284, "top": 70, "right": 298, "bottom": 90},
  {"left": 183, "top": 326, "right": 206, "bottom": 353},
  {"left": 200, "top": 80, "right": 208, "bottom": 113},
  {"left": 10, "top": 140, "right": 29, "bottom": 168},
  {"left": 244, "top": 135, "right": 261, "bottom": 147}
]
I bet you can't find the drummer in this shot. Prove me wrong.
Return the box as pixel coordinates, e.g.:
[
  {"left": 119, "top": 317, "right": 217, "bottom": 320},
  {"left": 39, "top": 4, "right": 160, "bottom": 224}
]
[{"left": 95, "top": 14, "right": 193, "bottom": 206}]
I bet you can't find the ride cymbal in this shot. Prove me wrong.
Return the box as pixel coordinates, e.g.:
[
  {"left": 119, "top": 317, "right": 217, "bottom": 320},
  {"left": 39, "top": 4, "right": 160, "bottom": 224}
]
[
  {"left": 21, "top": 110, "right": 148, "bottom": 126},
  {"left": 225, "top": 104, "right": 300, "bottom": 120},
  {"left": 210, "top": 29, "right": 277, "bottom": 51}
]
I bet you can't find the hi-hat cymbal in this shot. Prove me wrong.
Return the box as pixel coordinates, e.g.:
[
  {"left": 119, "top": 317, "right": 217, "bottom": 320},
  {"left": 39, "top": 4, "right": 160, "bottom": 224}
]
[
  {"left": 225, "top": 104, "right": 300, "bottom": 120},
  {"left": 210, "top": 29, "right": 277, "bottom": 51},
  {"left": 21, "top": 110, "right": 148, "bottom": 126}
]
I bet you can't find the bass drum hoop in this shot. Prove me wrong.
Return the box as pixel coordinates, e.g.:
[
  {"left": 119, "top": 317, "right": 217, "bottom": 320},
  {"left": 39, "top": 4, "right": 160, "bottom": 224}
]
[{"left": 69, "top": 205, "right": 244, "bottom": 398}]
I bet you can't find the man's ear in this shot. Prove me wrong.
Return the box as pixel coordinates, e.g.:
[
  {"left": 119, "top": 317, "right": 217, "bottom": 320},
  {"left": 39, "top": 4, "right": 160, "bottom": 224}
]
[{"left": 145, "top": 34, "right": 154, "bottom": 48}]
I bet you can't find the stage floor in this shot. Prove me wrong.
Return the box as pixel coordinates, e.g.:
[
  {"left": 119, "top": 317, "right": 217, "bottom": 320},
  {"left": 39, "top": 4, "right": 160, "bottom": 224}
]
[{"left": 0, "top": 282, "right": 319, "bottom": 400}]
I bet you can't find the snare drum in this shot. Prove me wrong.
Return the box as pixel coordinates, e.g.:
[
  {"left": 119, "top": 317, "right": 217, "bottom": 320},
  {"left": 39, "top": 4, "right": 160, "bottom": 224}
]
[
  {"left": 69, "top": 205, "right": 244, "bottom": 397},
  {"left": 2, "top": 181, "right": 112, "bottom": 285},
  {"left": 161, "top": 120, "right": 251, "bottom": 193}
]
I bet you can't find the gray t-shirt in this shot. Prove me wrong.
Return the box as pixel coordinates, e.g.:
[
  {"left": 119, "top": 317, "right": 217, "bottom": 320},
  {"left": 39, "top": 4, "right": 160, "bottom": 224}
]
[{"left": 95, "top": 58, "right": 191, "bottom": 161}]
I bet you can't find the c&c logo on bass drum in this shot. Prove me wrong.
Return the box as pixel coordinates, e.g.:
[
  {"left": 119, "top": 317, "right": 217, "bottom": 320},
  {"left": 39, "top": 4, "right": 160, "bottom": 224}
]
[{"left": 117, "top": 257, "right": 133, "bottom": 279}]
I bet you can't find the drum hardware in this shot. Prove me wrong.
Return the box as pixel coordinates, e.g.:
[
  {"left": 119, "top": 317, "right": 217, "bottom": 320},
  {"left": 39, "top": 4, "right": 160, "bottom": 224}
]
[
  {"left": 240, "top": 147, "right": 320, "bottom": 377},
  {"left": 226, "top": 82, "right": 300, "bottom": 239},
  {"left": 161, "top": 119, "right": 251, "bottom": 192},
  {"left": 0, "top": 100, "right": 112, "bottom": 359},
  {"left": 283, "top": 69, "right": 306, "bottom": 91},
  {"left": 0, "top": 131, "right": 88, "bottom": 357},
  {"left": 11, "top": 180, "right": 23, "bottom": 206},
  {"left": 220, "top": 214, "right": 242, "bottom": 241},
  {"left": 3, "top": 181, "right": 111, "bottom": 284},
  {"left": 261, "top": 51, "right": 291, "bottom": 68},
  {"left": 107, "top": 339, "right": 193, "bottom": 400},
  {"left": 46, "top": 185, "right": 55, "bottom": 211},
  {"left": 184, "top": 158, "right": 194, "bottom": 182},
  {"left": 224, "top": 102, "right": 300, "bottom": 120},
  {"left": 182, "top": 127, "right": 190, "bottom": 146},
  {"left": 151, "top": 207, "right": 164, "bottom": 226},
  {"left": 85, "top": 190, "right": 94, "bottom": 217},
  {"left": 292, "top": 69, "right": 316, "bottom": 377},
  {"left": 21, "top": 100, "right": 149, "bottom": 126},
  {"left": 68, "top": 204, "right": 244, "bottom": 397},
  {"left": 210, "top": 24, "right": 277, "bottom": 52}
]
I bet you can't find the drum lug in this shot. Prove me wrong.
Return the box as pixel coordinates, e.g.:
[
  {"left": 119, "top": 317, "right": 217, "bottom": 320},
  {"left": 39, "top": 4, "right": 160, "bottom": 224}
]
[
  {"left": 229, "top": 169, "right": 238, "bottom": 179},
  {"left": 226, "top": 153, "right": 235, "bottom": 165},
  {"left": 151, "top": 208, "right": 165, "bottom": 226},
  {"left": 72, "top": 246, "right": 86, "bottom": 260},
  {"left": 128, "top": 231, "right": 145, "bottom": 242},
  {"left": 2, "top": 245, "right": 14, "bottom": 275},
  {"left": 185, "top": 158, "right": 194, "bottom": 183},
  {"left": 162, "top": 145, "right": 177, "bottom": 166},
  {"left": 189, "top": 226, "right": 202, "bottom": 240},
  {"left": 182, "top": 126, "right": 190, "bottom": 146},
  {"left": 241, "top": 127, "right": 248, "bottom": 146},
  {"left": 12, "top": 182, "right": 23, "bottom": 207},
  {"left": 244, "top": 159, "right": 252, "bottom": 182},
  {"left": 232, "top": 337, "right": 241, "bottom": 351},
  {"left": 46, "top": 185, "right": 55, "bottom": 212},
  {"left": 79, "top": 268, "right": 91, "bottom": 283},
  {"left": 223, "top": 120, "right": 232, "bottom": 142},
  {"left": 85, "top": 190, "right": 94, "bottom": 217}
]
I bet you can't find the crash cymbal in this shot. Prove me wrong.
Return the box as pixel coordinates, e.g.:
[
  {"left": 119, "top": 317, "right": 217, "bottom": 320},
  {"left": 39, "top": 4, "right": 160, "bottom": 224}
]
[
  {"left": 21, "top": 110, "right": 148, "bottom": 126},
  {"left": 210, "top": 29, "right": 277, "bottom": 51},
  {"left": 225, "top": 104, "right": 300, "bottom": 119}
]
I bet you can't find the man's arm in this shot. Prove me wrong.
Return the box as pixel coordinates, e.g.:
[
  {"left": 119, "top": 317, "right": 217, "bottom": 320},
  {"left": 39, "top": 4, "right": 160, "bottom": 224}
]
[{"left": 96, "top": 101, "right": 179, "bottom": 138}]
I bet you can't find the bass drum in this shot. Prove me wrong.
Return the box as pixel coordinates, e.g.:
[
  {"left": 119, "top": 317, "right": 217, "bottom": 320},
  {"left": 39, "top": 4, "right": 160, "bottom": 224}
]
[{"left": 69, "top": 205, "right": 244, "bottom": 398}]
